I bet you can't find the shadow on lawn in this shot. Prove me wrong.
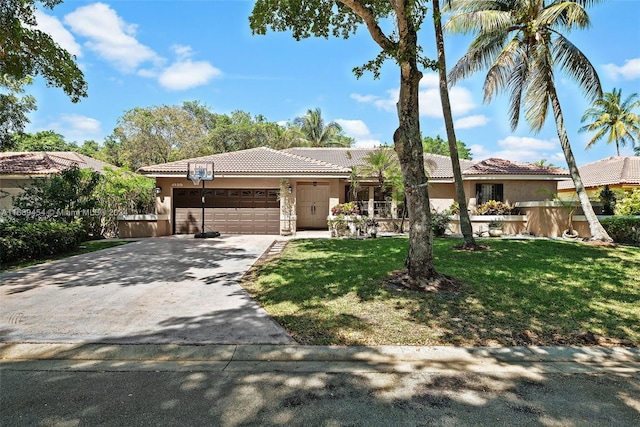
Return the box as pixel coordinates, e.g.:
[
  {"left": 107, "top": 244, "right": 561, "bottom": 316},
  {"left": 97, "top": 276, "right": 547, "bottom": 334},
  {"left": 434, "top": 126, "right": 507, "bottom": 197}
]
[{"left": 245, "top": 238, "right": 640, "bottom": 346}]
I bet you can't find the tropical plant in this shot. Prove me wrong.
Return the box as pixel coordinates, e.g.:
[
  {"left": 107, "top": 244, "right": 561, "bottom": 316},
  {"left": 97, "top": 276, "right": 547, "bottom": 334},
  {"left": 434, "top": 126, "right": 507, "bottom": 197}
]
[
  {"left": 94, "top": 168, "right": 155, "bottom": 237},
  {"left": 250, "top": 0, "right": 439, "bottom": 283},
  {"left": 292, "top": 108, "right": 351, "bottom": 147},
  {"left": 446, "top": 0, "right": 612, "bottom": 242},
  {"left": 580, "top": 88, "right": 640, "bottom": 156},
  {"left": 614, "top": 189, "right": 640, "bottom": 216},
  {"left": 598, "top": 185, "right": 616, "bottom": 215},
  {"left": 11, "top": 165, "right": 102, "bottom": 235},
  {"left": 331, "top": 202, "right": 360, "bottom": 216},
  {"left": 431, "top": 209, "right": 451, "bottom": 237},
  {"left": 474, "top": 200, "right": 514, "bottom": 216},
  {"left": 354, "top": 147, "right": 400, "bottom": 204}
]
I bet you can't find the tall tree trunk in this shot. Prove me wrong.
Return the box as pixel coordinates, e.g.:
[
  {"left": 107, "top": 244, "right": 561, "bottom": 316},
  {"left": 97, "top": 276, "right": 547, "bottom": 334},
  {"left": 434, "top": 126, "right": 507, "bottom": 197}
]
[
  {"left": 549, "top": 86, "right": 612, "bottom": 242},
  {"left": 432, "top": 0, "right": 477, "bottom": 248},
  {"left": 394, "top": 28, "right": 436, "bottom": 280}
]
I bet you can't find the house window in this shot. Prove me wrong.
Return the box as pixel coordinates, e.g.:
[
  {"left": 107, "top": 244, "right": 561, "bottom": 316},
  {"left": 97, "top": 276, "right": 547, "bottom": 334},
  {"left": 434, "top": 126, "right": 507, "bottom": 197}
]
[{"left": 476, "top": 183, "right": 504, "bottom": 205}]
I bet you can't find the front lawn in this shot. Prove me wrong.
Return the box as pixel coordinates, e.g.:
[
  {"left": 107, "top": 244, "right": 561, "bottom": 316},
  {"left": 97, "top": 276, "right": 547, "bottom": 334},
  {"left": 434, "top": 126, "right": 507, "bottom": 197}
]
[{"left": 242, "top": 237, "right": 640, "bottom": 346}]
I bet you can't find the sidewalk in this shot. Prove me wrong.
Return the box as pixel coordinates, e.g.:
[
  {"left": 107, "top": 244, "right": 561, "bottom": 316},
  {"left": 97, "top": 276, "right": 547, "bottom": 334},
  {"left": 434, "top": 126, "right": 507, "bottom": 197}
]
[{"left": 2, "top": 343, "right": 639, "bottom": 374}]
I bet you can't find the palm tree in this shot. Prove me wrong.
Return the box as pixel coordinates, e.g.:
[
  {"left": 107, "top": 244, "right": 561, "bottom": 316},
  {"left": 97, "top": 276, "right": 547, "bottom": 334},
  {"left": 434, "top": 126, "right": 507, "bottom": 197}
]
[
  {"left": 292, "top": 108, "right": 350, "bottom": 147},
  {"left": 357, "top": 147, "right": 400, "bottom": 201},
  {"left": 446, "top": 0, "right": 612, "bottom": 242},
  {"left": 580, "top": 88, "right": 640, "bottom": 156},
  {"left": 432, "top": 0, "right": 477, "bottom": 249}
]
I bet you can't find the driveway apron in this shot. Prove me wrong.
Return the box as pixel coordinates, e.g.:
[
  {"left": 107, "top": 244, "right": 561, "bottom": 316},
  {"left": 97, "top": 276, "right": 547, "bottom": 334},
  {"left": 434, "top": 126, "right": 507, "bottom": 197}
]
[{"left": 0, "top": 235, "right": 295, "bottom": 344}]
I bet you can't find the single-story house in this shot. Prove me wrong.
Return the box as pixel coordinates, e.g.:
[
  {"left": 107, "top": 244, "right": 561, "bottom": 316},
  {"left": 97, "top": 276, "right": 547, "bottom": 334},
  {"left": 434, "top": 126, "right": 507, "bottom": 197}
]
[
  {"left": 557, "top": 156, "right": 640, "bottom": 198},
  {"left": 0, "top": 151, "right": 114, "bottom": 210},
  {"left": 137, "top": 147, "right": 571, "bottom": 236}
]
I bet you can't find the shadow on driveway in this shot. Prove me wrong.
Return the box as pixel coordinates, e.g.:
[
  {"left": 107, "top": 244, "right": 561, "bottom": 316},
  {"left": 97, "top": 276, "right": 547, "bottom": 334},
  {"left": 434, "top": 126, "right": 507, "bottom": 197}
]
[{"left": 0, "top": 235, "right": 294, "bottom": 344}]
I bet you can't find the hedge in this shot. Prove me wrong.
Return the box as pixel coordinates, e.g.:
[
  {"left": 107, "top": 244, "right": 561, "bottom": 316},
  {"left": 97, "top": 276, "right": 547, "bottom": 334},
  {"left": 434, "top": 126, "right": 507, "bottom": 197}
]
[
  {"left": 0, "top": 221, "right": 88, "bottom": 265},
  {"left": 600, "top": 216, "right": 640, "bottom": 246}
]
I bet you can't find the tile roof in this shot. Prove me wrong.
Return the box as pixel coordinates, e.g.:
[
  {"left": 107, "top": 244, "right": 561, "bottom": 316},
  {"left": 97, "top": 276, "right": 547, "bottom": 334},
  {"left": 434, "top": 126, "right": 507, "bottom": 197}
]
[
  {"left": 139, "top": 147, "right": 568, "bottom": 180},
  {"left": 138, "top": 147, "right": 351, "bottom": 175},
  {"left": 0, "top": 152, "right": 114, "bottom": 175},
  {"left": 283, "top": 147, "right": 382, "bottom": 168},
  {"left": 463, "top": 158, "right": 570, "bottom": 178},
  {"left": 557, "top": 156, "right": 640, "bottom": 190}
]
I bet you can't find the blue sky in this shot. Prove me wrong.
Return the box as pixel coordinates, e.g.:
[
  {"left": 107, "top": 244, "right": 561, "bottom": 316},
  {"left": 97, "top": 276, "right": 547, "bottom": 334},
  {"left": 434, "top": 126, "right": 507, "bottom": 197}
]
[{"left": 27, "top": 0, "right": 640, "bottom": 166}]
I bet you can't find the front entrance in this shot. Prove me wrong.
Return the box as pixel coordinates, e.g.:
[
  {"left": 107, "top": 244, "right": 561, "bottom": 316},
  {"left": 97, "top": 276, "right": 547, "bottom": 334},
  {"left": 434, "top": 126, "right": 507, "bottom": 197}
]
[{"left": 296, "top": 183, "right": 329, "bottom": 229}]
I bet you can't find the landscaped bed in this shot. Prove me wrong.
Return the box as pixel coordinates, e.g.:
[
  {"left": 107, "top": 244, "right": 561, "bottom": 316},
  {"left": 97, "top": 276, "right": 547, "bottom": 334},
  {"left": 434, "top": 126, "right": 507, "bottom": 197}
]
[{"left": 241, "top": 237, "right": 640, "bottom": 347}]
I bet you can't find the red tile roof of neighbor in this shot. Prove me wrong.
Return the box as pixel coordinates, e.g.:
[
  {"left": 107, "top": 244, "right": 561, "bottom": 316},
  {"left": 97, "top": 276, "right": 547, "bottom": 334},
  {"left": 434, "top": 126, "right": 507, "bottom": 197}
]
[
  {"left": 0, "top": 152, "right": 114, "bottom": 175},
  {"left": 138, "top": 147, "right": 569, "bottom": 180},
  {"left": 464, "top": 158, "right": 569, "bottom": 177},
  {"left": 558, "top": 156, "right": 640, "bottom": 190}
]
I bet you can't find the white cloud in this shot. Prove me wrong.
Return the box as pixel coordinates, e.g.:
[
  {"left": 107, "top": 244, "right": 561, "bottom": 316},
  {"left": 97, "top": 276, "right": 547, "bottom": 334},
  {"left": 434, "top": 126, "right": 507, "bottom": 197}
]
[
  {"left": 455, "top": 115, "right": 489, "bottom": 129},
  {"left": 350, "top": 73, "right": 477, "bottom": 118},
  {"left": 497, "top": 136, "right": 557, "bottom": 151},
  {"left": 418, "top": 74, "right": 476, "bottom": 117},
  {"left": 64, "top": 3, "right": 161, "bottom": 72},
  {"left": 158, "top": 54, "right": 222, "bottom": 91},
  {"left": 471, "top": 136, "right": 564, "bottom": 163},
  {"left": 335, "top": 119, "right": 370, "bottom": 138},
  {"left": 335, "top": 119, "right": 383, "bottom": 148},
  {"left": 603, "top": 58, "right": 640, "bottom": 81},
  {"left": 350, "top": 93, "right": 378, "bottom": 103},
  {"left": 43, "top": 114, "right": 102, "bottom": 143},
  {"left": 34, "top": 10, "right": 82, "bottom": 57}
]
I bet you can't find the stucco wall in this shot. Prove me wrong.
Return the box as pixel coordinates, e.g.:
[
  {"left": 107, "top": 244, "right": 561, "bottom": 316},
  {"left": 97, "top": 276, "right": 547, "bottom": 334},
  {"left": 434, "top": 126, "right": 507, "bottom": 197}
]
[{"left": 0, "top": 177, "right": 36, "bottom": 210}]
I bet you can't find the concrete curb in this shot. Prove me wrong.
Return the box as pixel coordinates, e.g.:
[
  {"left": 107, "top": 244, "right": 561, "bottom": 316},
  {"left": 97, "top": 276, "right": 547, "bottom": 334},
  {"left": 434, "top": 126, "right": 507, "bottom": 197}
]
[{"left": 2, "top": 343, "right": 638, "bottom": 363}]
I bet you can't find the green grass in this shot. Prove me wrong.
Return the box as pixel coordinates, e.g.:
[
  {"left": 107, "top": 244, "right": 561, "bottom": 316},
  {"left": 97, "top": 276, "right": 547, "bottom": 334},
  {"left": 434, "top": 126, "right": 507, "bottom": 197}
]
[
  {"left": 0, "top": 240, "right": 131, "bottom": 272},
  {"left": 242, "top": 237, "right": 640, "bottom": 346}
]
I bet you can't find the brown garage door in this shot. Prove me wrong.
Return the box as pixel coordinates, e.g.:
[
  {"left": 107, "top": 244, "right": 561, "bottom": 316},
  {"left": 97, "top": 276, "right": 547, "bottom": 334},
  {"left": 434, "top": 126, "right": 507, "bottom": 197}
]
[{"left": 173, "top": 188, "right": 280, "bottom": 235}]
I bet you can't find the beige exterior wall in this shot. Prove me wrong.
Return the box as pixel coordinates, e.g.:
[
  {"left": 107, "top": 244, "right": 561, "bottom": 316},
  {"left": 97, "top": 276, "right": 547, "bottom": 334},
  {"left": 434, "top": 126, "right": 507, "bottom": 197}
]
[
  {"left": 465, "top": 179, "right": 558, "bottom": 211},
  {"left": 428, "top": 182, "right": 457, "bottom": 212},
  {"left": 0, "top": 177, "right": 38, "bottom": 210}
]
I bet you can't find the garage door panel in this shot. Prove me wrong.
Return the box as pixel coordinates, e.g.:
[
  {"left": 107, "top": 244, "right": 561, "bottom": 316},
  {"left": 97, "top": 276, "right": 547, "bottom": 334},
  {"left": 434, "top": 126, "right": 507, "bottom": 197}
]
[{"left": 175, "top": 207, "right": 279, "bottom": 235}]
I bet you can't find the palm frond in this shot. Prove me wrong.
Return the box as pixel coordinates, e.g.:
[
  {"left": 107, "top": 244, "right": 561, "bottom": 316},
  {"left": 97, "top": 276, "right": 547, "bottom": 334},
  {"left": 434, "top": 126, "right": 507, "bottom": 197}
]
[
  {"left": 523, "top": 44, "right": 553, "bottom": 131},
  {"left": 552, "top": 34, "right": 602, "bottom": 100},
  {"left": 448, "top": 29, "right": 508, "bottom": 87}
]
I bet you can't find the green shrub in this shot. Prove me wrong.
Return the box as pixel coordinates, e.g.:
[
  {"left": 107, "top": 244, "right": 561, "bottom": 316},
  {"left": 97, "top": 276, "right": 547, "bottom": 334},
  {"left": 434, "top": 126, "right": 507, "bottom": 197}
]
[
  {"left": 600, "top": 216, "right": 640, "bottom": 246},
  {"left": 0, "top": 221, "right": 88, "bottom": 264},
  {"left": 431, "top": 210, "right": 451, "bottom": 237},
  {"left": 614, "top": 189, "right": 640, "bottom": 216}
]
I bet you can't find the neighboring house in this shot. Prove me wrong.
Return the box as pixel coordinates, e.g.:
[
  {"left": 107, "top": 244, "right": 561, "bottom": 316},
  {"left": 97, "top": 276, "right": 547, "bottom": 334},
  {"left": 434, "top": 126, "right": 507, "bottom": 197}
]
[
  {"left": 0, "top": 151, "right": 114, "bottom": 210},
  {"left": 557, "top": 156, "right": 640, "bottom": 198},
  {"left": 138, "top": 147, "right": 570, "bottom": 236}
]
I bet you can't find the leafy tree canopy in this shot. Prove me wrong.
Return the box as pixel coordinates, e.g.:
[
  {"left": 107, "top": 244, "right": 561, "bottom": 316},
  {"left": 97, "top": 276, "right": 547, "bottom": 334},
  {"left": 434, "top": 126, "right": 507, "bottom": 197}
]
[
  {"left": 10, "top": 130, "right": 73, "bottom": 151},
  {"left": 1, "top": 0, "right": 87, "bottom": 102},
  {"left": 0, "top": 75, "right": 37, "bottom": 151},
  {"left": 422, "top": 135, "right": 472, "bottom": 159}
]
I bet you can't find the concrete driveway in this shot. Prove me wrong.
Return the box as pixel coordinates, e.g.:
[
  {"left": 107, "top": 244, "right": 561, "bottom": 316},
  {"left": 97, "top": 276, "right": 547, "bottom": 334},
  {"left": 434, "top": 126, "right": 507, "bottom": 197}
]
[{"left": 0, "top": 235, "right": 295, "bottom": 345}]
